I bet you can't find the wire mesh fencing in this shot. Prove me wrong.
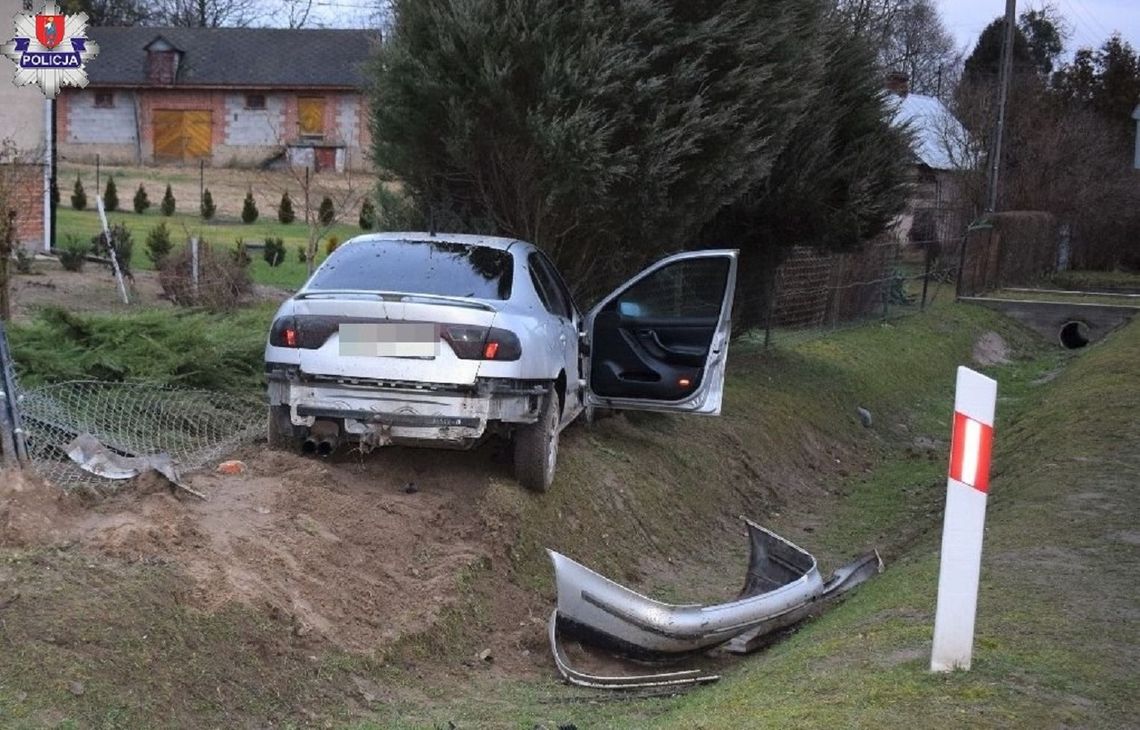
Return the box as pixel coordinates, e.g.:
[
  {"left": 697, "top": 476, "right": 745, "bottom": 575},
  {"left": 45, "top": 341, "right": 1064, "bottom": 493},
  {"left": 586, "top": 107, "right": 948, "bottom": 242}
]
[
  {"left": 15, "top": 380, "right": 263, "bottom": 491},
  {"left": 737, "top": 238, "right": 960, "bottom": 349}
]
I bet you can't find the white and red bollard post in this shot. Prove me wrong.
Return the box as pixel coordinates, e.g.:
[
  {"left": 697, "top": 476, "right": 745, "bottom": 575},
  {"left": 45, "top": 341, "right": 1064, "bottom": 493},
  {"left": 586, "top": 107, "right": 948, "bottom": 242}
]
[{"left": 931, "top": 366, "right": 997, "bottom": 672}]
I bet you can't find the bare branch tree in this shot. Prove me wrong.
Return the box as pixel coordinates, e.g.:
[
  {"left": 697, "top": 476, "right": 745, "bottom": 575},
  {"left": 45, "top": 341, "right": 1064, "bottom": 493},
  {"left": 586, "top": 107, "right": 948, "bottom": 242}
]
[
  {"left": 284, "top": 0, "right": 314, "bottom": 29},
  {"left": 157, "top": 0, "right": 260, "bottom": 27},
  {"left": 837, "top": 0, "right": 957, "bottom": 96}
]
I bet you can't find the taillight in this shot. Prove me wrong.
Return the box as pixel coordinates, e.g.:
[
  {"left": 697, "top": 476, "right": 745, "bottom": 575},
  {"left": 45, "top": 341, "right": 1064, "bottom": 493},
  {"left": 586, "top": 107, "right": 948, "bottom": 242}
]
[
  {"left": 269, "top": 317, "right": 298, "bottom": 348},
  {"left": 270, "top": 316, "right": 340, "bottom": 349},
  {"left": 442, "top": 325, "right": 521, "bottom": 361}
]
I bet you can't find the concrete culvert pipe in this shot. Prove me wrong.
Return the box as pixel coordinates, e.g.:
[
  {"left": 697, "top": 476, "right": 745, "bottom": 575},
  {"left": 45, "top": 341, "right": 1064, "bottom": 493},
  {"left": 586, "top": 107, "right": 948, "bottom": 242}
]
[{"left": 1059, "top": 321, "right": 1090, "bottom": 349}]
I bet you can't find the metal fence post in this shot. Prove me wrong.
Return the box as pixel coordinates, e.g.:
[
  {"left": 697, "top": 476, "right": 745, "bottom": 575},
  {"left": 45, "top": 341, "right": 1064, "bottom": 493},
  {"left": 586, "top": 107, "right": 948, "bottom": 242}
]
[
  {"left": 0, "top": 320, "right": 28, "bottom": 465},
  {"left": 921, "top": 244, "right": 933, "bottom": 311},
  {"left": 191, "top": 236, "right": 200, "bottom": 298},
  {"left": 881, "top": 243, "right": 892, "bottom": 321},
  {"left": 0, "top": 210, "right": 13, "bottom": 322}
]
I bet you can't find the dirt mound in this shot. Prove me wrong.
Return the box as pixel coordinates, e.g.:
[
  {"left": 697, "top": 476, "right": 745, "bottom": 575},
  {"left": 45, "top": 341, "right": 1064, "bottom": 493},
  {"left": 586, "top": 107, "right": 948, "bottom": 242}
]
[
  {"left": 972, "top": 330, "right": 1011, "bottom": 366},
  {"left": 0, "top": 468, "right": 85, "bottom": 546},
  {"left": 4, "top": 445, "right": 506, "bottom": 654}
]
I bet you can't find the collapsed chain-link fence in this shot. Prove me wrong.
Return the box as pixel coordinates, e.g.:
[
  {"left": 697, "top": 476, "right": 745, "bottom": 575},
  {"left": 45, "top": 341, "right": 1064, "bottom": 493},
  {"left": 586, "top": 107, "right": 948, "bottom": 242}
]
[{"left": 15, "top": 379, "right": 263, "bottom": 491}]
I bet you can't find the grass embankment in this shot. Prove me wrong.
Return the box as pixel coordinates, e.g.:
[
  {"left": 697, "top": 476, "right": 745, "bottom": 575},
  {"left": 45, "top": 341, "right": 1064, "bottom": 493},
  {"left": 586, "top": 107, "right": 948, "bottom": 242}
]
[
  {"left": 643, "top": 318, "right": 1138, "bottom": 729},
  {"left": 2, "top": 303, "right": 1134, "bottom": 727},
  {"left": 56, "top": 206, "right": 359, "bottom": 289}
]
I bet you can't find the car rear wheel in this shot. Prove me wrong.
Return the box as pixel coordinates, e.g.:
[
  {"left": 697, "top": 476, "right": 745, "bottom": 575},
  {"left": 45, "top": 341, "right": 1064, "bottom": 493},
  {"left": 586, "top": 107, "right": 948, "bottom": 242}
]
[
  {"left": 267, "top": 404, "right": 294, "bottom": 450},
  {"left": 514, "top": 391, "right": 560, "bottom": 492}
]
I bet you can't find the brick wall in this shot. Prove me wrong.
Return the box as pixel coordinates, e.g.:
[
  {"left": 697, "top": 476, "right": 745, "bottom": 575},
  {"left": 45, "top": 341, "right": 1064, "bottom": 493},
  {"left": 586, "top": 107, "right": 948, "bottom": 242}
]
[
  {"left": 2, "top": 164, "right": 45, "bottom": 250},
  {"left": 60, "top": 87, "right": 372, "bottom": 170}
]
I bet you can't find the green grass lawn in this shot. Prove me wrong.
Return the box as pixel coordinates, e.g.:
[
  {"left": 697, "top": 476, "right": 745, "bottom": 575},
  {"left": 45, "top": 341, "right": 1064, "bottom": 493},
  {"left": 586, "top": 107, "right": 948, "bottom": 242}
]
[{"left": 56, "top": 206, "right": 364, "bottom": 290}]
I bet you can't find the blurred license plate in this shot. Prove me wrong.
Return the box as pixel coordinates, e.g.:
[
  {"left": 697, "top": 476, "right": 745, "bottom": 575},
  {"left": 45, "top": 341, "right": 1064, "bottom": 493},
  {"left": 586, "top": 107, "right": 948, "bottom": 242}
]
[{"left": 339, "top": 323, "right": 439, "bottom": 358}]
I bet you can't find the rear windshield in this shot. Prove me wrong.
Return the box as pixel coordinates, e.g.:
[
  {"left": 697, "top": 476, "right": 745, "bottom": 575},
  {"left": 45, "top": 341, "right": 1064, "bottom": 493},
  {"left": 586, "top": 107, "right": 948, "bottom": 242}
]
[{"left": 305, "top": 239, "right": 514, "bottom": 300}]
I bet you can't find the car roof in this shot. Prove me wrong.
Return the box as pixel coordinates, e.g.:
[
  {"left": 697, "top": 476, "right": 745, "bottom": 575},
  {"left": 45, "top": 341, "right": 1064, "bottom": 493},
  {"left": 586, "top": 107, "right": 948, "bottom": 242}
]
[{"left": 343, "top": 232, "right": 531, "bottom": 253}]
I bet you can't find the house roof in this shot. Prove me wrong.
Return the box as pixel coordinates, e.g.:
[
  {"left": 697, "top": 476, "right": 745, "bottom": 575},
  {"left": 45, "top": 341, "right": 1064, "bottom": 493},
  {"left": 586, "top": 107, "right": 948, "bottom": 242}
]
[
  {"left": 83, "top": 26, "right": 378, "bottom": 89},
  {"left": 889, "top": 92, "right": 972, "bottom": 172}
]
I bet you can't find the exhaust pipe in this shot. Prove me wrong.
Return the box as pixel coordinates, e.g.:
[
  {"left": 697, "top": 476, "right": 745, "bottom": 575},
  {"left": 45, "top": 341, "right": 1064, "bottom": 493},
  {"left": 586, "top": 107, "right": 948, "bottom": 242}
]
[
  {"left": 316, "top": 436, "right": 338, "bottom": 457},
  {"left": 308, "top": 420, "right": 340, "bottom": 458},
  {"left": 301, "top": 438, "right": 318, "bottom": 455}
]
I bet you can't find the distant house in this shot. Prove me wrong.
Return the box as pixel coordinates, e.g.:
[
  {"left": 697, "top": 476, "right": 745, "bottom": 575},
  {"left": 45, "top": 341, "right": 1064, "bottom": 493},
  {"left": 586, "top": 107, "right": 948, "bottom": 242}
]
[
  {"left": 886, "top": 72, "right": 974, "bottom": 252},
  {"left": 0, "top": 0, "right": 51, "bottom": 251},
  {"left": 57, "top": 27, "right": 378, "bottom": 171}
]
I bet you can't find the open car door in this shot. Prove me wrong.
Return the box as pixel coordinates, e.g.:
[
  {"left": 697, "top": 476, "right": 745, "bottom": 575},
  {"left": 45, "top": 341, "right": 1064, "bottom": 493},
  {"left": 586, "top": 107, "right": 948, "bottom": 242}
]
[{"left": 584, "top": 250, "right": 737, "bottom": 415}]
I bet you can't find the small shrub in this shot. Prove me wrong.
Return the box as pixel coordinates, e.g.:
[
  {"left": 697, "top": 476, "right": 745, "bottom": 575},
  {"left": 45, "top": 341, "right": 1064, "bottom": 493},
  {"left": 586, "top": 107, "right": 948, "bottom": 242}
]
[
  {"left": 241, "top": 190, "right": 259, "bottom": 224},
  {"left": 71, "top": 175, "right": 87, "bottom": 210},
  {"left": 887, "top": 267, "right": 914, "bottom": 305},
  {"left": 324, "top": 235, "right": 339, "bottom": 255},
  {"left": 318, "top": 196, "right": 335, "bottom": 225},
  {"left": 133, "top": 183, "right": 150, "bottom": 214},
  {"left": 103, "top": 176, "right": 119, "bottom": 212},
  {"left": 14, "top": 249, "right": 35, "bottom": 274},
  {"left": 297, "top": 244, "right": 307, "bottom": 263},
  {"left": 158, "top": 240, "right": 253, "bottom": 311},
  {"left": 160, "top": 184, "right": 176, "bottom": 216},
  {"left": 57, "top": 236, "right": 90, "bottom": 272},
  {"left": 145, "top": 222, "right": 173, "bottom": 267},
  {"left": 278, "top": 192, "right": 296, "bottom": 224},
  {"left": 359, "top": 199, "right": 376, "bottom": 230},
  {"left": 201, "top": 188, "right": 216, "bottom": 220},
  {"left": 231, "top": 239, "right": 251, "bottom": 267},
  {"left": 375, "top": 185, "right": 422, "bottom": 230},
  {"left": 92, "top": 223, "right": 133, "bottom": 278},
  {"left": 262, "top": 237, "right": 285, "bottom": 267}
]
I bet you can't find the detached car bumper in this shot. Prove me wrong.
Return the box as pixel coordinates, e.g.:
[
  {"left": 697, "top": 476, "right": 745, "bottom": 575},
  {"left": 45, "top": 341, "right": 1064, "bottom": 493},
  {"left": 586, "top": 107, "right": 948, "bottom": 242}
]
[{"left": 267, "top": 370, "right": 547, "bottom": 444}]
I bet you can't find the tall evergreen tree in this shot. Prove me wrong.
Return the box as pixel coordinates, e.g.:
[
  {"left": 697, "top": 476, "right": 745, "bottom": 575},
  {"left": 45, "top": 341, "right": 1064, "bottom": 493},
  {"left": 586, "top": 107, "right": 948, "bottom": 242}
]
[{"left": 370, "top": 0, "right": 909, "bottom": 317}]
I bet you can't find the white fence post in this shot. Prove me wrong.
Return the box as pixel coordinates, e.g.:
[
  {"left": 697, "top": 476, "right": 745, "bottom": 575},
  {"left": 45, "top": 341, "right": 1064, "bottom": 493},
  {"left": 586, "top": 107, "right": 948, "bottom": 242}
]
[
  {"left": 931, "top": 366, "right": 998, "bottom": 672},
  {"left": 96, "top": 195, "right": 130, "bottom": 305}
]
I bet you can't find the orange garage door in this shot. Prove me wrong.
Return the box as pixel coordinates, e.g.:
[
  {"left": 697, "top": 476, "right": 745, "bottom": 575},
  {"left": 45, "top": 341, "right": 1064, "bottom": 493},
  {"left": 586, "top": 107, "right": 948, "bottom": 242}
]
[{"left": 153, "top": 110, "right": 212, "bottom": 160}]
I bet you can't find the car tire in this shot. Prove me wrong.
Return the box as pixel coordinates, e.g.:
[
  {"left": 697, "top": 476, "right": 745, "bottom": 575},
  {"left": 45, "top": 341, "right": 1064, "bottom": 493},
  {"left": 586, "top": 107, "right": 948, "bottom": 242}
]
[
  {"left": 267, "top": 404, "right": 294, "bottom": 450},
  {"left": 514, "top": 391, "right": 560, "bottom": 492}
]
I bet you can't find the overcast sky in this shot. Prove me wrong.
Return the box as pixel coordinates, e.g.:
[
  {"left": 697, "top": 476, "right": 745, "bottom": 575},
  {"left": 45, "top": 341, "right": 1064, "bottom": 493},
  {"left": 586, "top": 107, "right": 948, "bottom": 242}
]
[
  {"left": 305, "top": 1, "right": 1140, "bottom": 55},
  {"left": 939, "top": 0, "right": 1139, "bottom": 57}
]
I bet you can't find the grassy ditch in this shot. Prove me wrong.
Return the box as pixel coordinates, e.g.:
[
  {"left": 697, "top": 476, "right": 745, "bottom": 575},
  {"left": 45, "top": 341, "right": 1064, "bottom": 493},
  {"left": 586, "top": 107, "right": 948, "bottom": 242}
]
[
  {"left": 640, "top": 318, "right": 1138, "bottom": 729},
  {"left": 4, "top": 302, "right": 1132, "bottom": 728}
]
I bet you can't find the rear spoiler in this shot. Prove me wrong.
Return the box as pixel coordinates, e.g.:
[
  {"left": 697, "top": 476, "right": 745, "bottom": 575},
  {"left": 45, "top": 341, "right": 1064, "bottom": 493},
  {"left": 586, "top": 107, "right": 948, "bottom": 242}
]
[{"left": 294, "top": 289, "right": 498, "bottom": 312}]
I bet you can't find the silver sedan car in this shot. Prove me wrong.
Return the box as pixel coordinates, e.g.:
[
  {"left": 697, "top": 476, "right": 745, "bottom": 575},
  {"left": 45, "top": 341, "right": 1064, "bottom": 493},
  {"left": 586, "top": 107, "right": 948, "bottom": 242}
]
[{"left": 265, "top": 232, "right": 737, "bottom": 491}]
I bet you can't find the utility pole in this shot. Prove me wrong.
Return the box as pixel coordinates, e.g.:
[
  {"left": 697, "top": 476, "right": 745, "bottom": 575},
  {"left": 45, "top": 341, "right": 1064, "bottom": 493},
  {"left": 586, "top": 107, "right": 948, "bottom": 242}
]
[{"left": 985, "top": 0, "right": 1017, "bottom": 213}]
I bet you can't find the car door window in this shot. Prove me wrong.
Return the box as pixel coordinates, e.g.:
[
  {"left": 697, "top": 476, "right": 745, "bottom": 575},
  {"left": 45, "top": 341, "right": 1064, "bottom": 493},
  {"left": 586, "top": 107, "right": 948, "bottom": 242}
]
[
  {"left": 611, "top": 257, "right": 729, "bottom": 320},
  {"left": 528, "top": 252, "right": 571, "bottom": 319},
  {"left": 534, "top": 252, "right": 575, "bottom": 320}
]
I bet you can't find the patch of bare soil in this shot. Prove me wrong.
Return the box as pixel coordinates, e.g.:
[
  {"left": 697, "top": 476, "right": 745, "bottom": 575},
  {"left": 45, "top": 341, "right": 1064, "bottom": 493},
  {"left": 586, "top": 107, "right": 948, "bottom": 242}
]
[
  {"left": 10, "top": 258, "right": 290, "bottom": 320},
  {"left": 972, "top": 330, "right": 1011, "bottom": 366},
  {"left": 2, "top": 444, "right": 517, "bottom": 656}
]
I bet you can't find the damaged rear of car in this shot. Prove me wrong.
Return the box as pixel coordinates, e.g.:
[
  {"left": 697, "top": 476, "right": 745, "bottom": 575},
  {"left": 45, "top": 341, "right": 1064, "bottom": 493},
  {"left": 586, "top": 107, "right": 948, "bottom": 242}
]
[{"left": 265, "top": 235, "right": 565, "bottom": 470}]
